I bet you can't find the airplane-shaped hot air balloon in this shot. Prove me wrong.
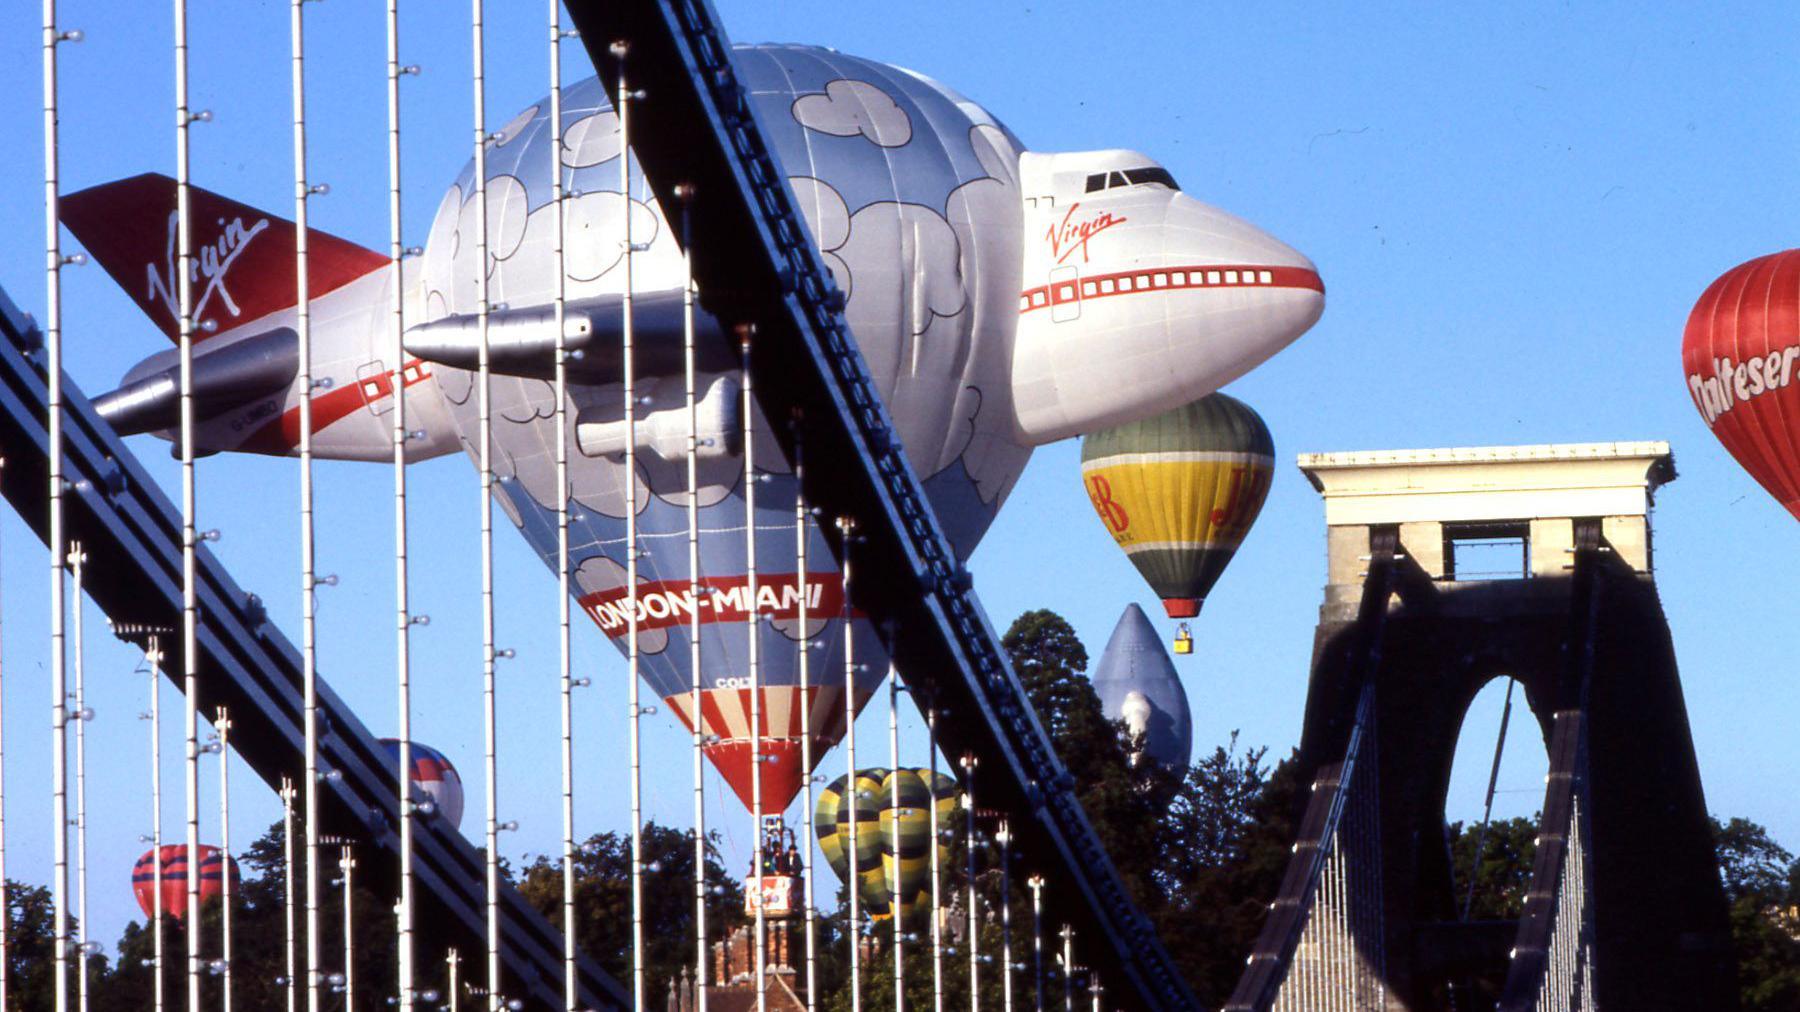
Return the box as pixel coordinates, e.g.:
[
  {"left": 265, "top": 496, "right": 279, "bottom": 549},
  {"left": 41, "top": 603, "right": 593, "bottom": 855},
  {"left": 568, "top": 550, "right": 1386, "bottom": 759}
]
[
  {"left": 59, "top": 46, "right": 1322, "bottom": 830},
  {"left": 1080, "top": 392, "right": 1275, "bottom": 652}
]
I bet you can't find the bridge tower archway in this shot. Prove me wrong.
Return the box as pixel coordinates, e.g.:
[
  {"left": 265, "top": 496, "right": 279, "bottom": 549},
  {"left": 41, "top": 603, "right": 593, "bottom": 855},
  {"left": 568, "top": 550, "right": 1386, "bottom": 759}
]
[{"left": 1232, "top": 444, "right": 1735, "bottom": 1012}]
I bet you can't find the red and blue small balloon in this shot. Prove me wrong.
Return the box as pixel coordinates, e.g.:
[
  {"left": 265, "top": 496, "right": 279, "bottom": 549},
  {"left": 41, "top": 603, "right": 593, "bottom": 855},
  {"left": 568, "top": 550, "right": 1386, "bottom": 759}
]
[
  {"left": 131, "top": 844, "right": 239, "bottom": 921},
  {"left": 380, "top": 738, "right": 466, "bottom": 831}
]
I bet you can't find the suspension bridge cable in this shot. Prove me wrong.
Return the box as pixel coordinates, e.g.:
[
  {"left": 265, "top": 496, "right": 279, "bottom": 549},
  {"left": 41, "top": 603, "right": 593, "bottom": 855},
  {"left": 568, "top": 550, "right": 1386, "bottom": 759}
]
[
  {"left": 888, "top": 673, "right": 903, "bottom": 1012},
  {"left": 742, "top": 327, "right": 768, "bottom": 1012},
  {"left": 0, "top": 469, "right": 8, "bottom": 1011},
  {"left": 281, "top": 776, "right": 296, "bottom": 1012},
  {"left": 384, "top": 1, "right": 418, "bottom": 1007},
  {"left": 962, "top": 755, "right": 979, "bottom": 1012},
  {"left": 838, "top": 516, "right": 860, "bottom": 1012},
  {"left": 288, "top": 0, "right": 324, "bottom": 1006},
  {"left": 793, "top": 420, "right": 814, "bottom": 1012},
  {"left": 1060, "top": 926, "right": 1073, "bottom": 1012},
  {"left": 148, "top": 636, "right": 167, "bottom": 1012},
  {"left": 340, "top": 845, "right": 355, "bottom": 1007},
  {"left": 928, "top": 710, "right": 944, "bottom": 1012},
  {"left": 216, "top": 708, "right": 233, "bottom": 1011},
  {"left": 42, "top": 2, "right": 72, "bottom": 1002},
  {"left": 182, "top": 691, "right": 200, "bottom": 1010},
  {"left": 1027, "top": 875, "right": 1043, "bottom": 1012},
  {"left": 611, "top": 40, "right": 646, "bottom": 1012},
  {"left": 175, "top": 0, "right": 204, "bottom": 1000},
  {"left": 680, "top": 188, "right": 710, "bottom": 1012},
  {"left": 999, "top": 820, "right": 1013, "bottom": 1012},
  {"left": 468, "top": 2, "right": 502, "bottom": 1006},
  {"left": 71, "top": 544, "right": 90, "bottom": 1012},
  {"left": 548, "top": 6, "right": 577, "bottom": 1009}
]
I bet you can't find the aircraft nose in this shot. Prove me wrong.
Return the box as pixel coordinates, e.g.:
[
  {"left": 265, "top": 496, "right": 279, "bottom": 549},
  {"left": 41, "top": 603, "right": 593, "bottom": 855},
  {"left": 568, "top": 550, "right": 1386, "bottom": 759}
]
[
  {"left": 1167, "top": 192, "right": 1317, "bottom": 271},
  {"left": 1264, "top": 263, "right": 1326, "bottom": 349},
  {"left": 1165, "top": 194, "right": 1324, "bottom": 368}
]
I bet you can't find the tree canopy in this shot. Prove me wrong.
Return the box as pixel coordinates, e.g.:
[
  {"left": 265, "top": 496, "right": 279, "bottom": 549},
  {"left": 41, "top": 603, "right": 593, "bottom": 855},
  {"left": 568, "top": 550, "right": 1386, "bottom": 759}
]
[
  {"left": 1713, "top": 816, "right": 1800, "bottom": 1011},
  {"left": 1000, "top": 607, "right": 1301, "bottom": 1004}
]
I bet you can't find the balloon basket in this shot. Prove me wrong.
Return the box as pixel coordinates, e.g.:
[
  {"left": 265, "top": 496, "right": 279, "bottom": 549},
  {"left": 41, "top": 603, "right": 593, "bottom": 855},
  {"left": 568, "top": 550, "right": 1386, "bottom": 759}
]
[
  {"left": 744, "top": 874, "right": 802, "bottom": 919},
  {"left": 745, "top": 819, "right": 803, "bottom": 918},
  {"left": 1172, "top": 622, "right": 1194, "bottom": 655}
]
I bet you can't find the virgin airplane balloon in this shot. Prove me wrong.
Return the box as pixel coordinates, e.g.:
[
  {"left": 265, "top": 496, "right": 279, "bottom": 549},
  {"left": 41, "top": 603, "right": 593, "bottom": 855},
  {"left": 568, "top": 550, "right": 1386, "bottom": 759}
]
[{"left": 60, "top": 45, "right": 1323, "bottom": 818}]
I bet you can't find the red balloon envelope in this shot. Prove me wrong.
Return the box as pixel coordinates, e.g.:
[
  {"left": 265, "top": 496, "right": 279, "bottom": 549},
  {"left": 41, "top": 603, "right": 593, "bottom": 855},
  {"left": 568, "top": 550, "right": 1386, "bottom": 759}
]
[
  {"left": 1682, "top": 249, "right": 1800, "bottom": 519},
  {"left": 132, "top": 844, "right": 239, "bottom": 921}
]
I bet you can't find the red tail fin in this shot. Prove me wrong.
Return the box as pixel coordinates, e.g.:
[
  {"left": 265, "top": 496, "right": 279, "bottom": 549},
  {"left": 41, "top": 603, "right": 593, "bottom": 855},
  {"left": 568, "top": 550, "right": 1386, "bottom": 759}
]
[{"left": 61, "top": 173, "right": 388, "bottom": 343}]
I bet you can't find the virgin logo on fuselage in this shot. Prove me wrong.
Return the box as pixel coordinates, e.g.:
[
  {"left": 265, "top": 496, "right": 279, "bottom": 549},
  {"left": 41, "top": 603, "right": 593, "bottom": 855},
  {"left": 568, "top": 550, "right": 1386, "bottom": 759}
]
[
  {"left": 145, "top": 211, "right": 271, "bottom": 329},
  {"left": 1047, "top": 202, "right": 1127, "bottom": 265}
]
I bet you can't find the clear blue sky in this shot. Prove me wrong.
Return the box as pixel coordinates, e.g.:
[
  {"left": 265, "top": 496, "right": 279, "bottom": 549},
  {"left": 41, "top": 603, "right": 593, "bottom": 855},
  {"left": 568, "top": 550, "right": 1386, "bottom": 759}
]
[{"left": 0, "top": 0, "right": 1795, "bottom": 956}]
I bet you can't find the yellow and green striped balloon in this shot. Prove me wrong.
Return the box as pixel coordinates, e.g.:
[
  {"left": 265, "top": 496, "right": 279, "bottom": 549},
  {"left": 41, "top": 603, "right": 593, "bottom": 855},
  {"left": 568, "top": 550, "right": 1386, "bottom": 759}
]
[
  {"left": 816, "top": 768, "right": 886, "bottom": 913},
  {"left": 816, "top": 767, "right": 959, "bottom": 923},
  {"left": 1079, "top": 392, "right": 1274, "bottom": 619}
]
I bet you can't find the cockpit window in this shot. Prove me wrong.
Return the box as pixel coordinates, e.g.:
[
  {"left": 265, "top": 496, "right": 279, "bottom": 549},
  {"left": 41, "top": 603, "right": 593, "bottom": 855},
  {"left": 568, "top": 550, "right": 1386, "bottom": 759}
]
[
  {"left": 1084, "top": 166, "right": 1180, "bottom": 193},
  {"left": 1123, "top": 167, "right": 1178, "bottom": 189}
]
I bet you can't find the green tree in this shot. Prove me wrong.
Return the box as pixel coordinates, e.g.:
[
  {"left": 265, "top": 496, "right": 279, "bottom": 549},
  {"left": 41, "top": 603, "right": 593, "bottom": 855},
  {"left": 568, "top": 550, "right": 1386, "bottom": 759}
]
[
  {"left": 1716, "top": 817, "right": 1797, "bottom": 905},
  {"left": 1001, "top": 610, "right": 1169, "bottom": 902},
  {"left": 802, "top": 609, "right": 1155, "bottom": 1011},
  {"left": 815, "top": 874, "right": 1059, "bottom": 1012},
  {"left": 4, "top": 880, "right": 97, "bottom": 1010},
  {"left": 517, "top": 823, "right": 745, "bottom": 996},
  {"left": 998, "top": 608, "right": 1302, "bottom": 1007},
  {"left": 95, "top": 822, "right": 398, "bottom": 1011},
  {"left": 1002, "top": 609, "right": 1095, "bottom": 748},
  {"left": 1713, "top": 817, "right": 1800, "bottom": 1012},
  {"left": 1445, "top": 816, "right": 1539, "bottom": 921},
  {"left": 1152, "top": 741, "right": 1303, "bottom": 1004}
]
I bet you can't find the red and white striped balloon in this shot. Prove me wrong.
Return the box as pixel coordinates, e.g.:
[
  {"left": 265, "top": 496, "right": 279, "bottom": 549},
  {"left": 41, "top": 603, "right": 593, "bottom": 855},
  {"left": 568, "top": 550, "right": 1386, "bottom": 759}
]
[{"left": 1682, "top": 249, "right": 1800, "bottom": 519}]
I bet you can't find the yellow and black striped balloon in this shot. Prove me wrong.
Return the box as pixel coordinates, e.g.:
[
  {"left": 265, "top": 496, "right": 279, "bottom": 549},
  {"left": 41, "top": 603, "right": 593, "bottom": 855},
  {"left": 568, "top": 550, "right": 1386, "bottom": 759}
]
[
  {"left": 816, "top": 768, "right": 887, "bottom": 913},
  {"left": 1080, "top": 392, "right": 1274, "bottom": 619},
  {"left": 815, "top": 767, "right": 960, "bottom": 923}
]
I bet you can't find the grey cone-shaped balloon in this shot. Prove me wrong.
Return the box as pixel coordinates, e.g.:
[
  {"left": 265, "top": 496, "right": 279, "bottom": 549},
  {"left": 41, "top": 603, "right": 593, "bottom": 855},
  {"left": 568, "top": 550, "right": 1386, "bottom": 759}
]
[{"left": 1091, "top": 603, "right": 1193, "bottom": 769}]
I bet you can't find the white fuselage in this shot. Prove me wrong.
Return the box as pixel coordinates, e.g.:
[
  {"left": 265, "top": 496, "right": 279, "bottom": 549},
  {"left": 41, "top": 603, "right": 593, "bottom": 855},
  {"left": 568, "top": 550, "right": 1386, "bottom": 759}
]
[{"left": 1012, "top": 149, "right": 1322, "bottom": 444}]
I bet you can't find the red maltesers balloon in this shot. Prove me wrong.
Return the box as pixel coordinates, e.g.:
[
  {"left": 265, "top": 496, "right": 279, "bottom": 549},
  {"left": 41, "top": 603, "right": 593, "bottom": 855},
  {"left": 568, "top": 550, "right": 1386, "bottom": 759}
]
[
  {"left": 132, "top": 844, "right": 240, "bottom": 921},
  {"left": 1682, "top": 250, "right": 1800, "bottom": 519}
]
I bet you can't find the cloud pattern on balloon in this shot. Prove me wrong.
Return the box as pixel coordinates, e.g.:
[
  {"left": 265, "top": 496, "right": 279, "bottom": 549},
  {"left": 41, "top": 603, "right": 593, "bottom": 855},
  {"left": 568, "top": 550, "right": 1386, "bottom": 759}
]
[
  {"left": 412, "top": 46, "right": 1031, "bottom": 711},
  {"left": 791, "top": 79, "right": 914, "bottom": 148}
]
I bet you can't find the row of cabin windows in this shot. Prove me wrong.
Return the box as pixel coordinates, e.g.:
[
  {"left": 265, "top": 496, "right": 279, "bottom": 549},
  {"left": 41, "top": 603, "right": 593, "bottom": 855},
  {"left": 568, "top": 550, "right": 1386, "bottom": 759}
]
[
  {"left": 1088, "top": 268, "right": 1276, "bottom": 295},
  {"left": 1083, "top": 166, "right": 1180, "bottom": 193},
  {"left": 360, "top": 363, "right": 430, "bottom": 401},
  {"left": 1021, "top": 268, "right": 1278, "bottom": 310}
]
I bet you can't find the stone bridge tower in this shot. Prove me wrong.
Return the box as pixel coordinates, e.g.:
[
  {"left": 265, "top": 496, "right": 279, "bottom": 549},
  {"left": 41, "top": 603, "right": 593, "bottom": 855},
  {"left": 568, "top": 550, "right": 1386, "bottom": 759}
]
[{"left": 1232, "top": 443, "right": 1735, "bottom": 1011}]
